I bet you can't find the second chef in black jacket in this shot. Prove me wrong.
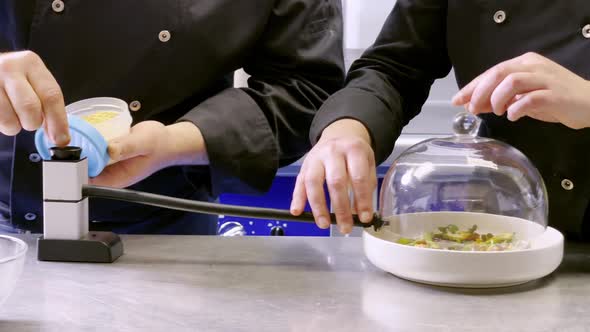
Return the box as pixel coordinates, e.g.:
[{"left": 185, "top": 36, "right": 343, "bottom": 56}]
[
  {"left": 291, "top": 0, "right": 590, "bottom": 241},
  {"left": 0, "top": 0, "right": 344, "bottom": 234}
]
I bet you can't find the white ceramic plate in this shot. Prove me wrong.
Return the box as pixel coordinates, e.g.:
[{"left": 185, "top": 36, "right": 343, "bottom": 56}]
[{"left": 363, "top": 212, "right": 564, "bottom": 288}]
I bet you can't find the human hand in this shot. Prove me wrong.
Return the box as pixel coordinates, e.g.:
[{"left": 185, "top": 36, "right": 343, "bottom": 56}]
[
  {"left": 290, "top": 119, "right": 377, "bottom": 234},
  {"left": 452, "top": 52, "right": 590, "bottom": 129},
  {"left": 0, "top": 51, "right": 69, "bottom": 144},
  {"left": 90, "top": 121, "right": 208, "bottom": 188}
]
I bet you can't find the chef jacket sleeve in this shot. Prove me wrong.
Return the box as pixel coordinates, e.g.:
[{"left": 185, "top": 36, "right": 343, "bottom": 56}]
[
  {"left": 309, "top": 0, "right": 452, "bottom": 165},
  {"left": 179, "top": 0, "right": 345, "bottom": 196}
]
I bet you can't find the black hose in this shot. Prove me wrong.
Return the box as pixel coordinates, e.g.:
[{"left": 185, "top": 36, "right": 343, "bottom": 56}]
[{"left": 82, "top": 185, "right": 384, "bottom": 231}]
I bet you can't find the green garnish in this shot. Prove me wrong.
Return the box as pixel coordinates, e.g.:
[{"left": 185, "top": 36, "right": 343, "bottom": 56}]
[
  {"left": 396, "top": 224, "right": 518, "bottom": 251},
  {"left": 448, "top": 224, "right": 459, "bottom": 233},
  {"left": 397, "top": 237, "right": 415, "bottom": 245}
]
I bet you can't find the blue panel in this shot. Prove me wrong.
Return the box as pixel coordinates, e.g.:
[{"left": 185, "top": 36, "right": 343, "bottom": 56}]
[
  {"left": 218, "top": 168, "right": 389, "bottom": 237},
  {"left": 218, "top": 176, "right": 330, "bottom": 237}
]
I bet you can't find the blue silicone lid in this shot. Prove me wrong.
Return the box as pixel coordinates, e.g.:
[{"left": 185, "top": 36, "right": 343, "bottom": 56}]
[{"left": 35, "top": 115, "right": 110, "bottom": 177}]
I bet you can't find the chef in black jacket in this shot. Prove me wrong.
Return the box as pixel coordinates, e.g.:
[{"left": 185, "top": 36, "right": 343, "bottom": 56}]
[
  {"left": 291, "top": 0, "right": 590, "bottom": 240},
  {"left": 0, "top": 0, "right": 344, "bottom": 235}
]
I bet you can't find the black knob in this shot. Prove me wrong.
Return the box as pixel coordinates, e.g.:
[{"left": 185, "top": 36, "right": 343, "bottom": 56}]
[
  {"left": 50, "top": 146, "right": 82, "bottom": 161},
  {"left": 270, "top": 226, "right": 285, "bottom": 236}
]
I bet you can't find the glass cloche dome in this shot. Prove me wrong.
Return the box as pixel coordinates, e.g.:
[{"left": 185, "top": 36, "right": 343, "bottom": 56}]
[{"left": 378, "top": 112, "right": 548, "bottom": 252}]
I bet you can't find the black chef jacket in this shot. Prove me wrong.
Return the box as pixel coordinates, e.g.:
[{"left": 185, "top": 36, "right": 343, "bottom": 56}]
[
  {"left": 311, "top": 0, "right": 590, "bottom": 240},
  {"left": 0, "top": 0, "right": 345, "bottom": 234}
]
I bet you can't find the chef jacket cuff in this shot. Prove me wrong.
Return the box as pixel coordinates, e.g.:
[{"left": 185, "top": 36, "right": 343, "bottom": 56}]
[{"left": 309, "top": 87, "right": 400, "bottom": 165}]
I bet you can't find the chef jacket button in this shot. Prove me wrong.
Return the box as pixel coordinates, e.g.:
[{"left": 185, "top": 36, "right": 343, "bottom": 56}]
[
  {"left": 583, "top": 24, "right": 590, "bottom": 39},
  {"left": 129, "top": 100, "right": 142, "bottom": 112},
  {"left": 52, "top": 0, "right": 65, "bottom": 13},
  {"left": 24, "top": 213, "right": 37, "bottom": 221},
  {"left": 158, "top": 30, "right": 171, "bottom": 43},
  {"left": 493, "top": 10, "right": 507, "bottom": 24},
  {"left": 561, "top": 179, "right": 574, "bottom": 191},
  {"left": 29, "top": 153, "right": 41, "bottom": 163}
]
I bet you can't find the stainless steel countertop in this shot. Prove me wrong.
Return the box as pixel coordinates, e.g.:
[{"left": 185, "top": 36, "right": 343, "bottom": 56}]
[{"left": 1, "top": 235, "right": 589, "bottom": 332}]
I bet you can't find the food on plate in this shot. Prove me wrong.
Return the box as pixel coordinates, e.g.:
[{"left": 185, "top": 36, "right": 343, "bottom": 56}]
[{"left": 396, "top": 224, "right": 523, "bottom": 251}]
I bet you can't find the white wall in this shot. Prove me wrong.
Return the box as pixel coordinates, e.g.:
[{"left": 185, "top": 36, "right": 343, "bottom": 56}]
[
  {"left": 342, "top": 0, "right": 395, "bottom": 50},
  {"left": 342, "top": 0, "right": 461, "bottom": 135}
]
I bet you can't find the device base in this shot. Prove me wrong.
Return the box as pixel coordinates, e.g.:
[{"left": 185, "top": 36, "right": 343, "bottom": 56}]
[{"left": 38, "top": 231, "right": 123, "bottom": 263}]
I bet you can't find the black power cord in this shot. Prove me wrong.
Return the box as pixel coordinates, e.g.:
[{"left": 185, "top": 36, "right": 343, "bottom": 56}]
[{"left": 82, "top": 185, "right": 384, "bottom": 231}]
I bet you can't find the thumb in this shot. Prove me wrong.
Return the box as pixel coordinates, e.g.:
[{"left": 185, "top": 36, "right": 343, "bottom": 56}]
[{"left": 108, "top": 124, "right": 156, "bottom": 162}]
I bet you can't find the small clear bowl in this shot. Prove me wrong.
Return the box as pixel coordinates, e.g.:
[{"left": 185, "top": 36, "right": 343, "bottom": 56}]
[{"left": 0, "top": 236, "right": 27, "bottom": 306}]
